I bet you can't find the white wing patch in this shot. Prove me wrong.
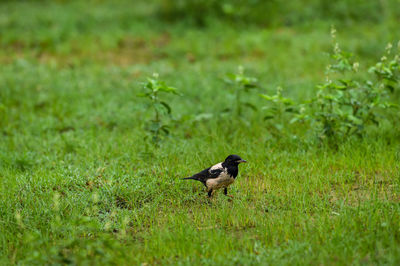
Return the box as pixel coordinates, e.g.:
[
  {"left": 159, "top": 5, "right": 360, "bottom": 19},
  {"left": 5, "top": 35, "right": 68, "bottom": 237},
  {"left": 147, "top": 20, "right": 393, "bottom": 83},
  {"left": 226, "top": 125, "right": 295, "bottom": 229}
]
[{"left": 210, "top": 162, "right": 223, "bottom": 171}]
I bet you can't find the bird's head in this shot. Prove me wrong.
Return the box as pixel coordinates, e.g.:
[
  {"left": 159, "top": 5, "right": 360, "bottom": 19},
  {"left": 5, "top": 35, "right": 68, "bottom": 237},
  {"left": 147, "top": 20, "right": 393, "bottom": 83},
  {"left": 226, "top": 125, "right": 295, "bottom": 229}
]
[{"left": 224, "top": 154, "right": 247, "bottom": 165}]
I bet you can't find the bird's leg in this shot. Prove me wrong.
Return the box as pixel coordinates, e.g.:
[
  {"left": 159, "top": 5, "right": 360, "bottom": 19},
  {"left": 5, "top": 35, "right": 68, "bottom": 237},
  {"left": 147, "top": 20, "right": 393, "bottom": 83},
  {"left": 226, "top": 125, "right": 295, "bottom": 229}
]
[
  {"left": 208, "top": 189, "right": 213, "bottom": 198},
  {"left": 224, "top": 187, "right": 234, "bottom": 198}
]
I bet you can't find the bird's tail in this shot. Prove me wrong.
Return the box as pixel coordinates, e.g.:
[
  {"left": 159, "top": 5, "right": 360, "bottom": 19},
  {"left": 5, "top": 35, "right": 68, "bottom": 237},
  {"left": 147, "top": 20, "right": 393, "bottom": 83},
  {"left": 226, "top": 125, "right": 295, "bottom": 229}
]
[{"left": 181, "top": 177, "right": 197, "bottom": 180}]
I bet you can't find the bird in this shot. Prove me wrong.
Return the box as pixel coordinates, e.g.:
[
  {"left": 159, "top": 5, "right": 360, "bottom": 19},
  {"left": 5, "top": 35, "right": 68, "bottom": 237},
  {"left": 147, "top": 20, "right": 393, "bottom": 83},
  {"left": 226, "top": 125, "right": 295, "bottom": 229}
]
[{"left": 182, "top": 154, "right": 247, "bottom": 197}]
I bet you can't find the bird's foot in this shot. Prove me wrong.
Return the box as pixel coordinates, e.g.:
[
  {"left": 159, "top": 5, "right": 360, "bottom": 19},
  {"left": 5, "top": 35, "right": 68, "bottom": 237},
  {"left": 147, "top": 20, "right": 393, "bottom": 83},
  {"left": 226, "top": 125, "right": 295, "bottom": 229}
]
[
  {"left": 226, "top": 195, "right": 234, "bottom": 202},
  {"left": 206, "top": 197, "right": 214, "bottom": 205}
]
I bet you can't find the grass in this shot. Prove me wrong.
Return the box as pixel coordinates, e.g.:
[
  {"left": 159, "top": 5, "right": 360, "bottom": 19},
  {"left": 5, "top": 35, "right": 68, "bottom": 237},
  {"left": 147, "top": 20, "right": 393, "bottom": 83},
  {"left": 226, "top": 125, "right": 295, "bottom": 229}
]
[{"left": 1, "top": 0, "right": 400, "bottom": 265}]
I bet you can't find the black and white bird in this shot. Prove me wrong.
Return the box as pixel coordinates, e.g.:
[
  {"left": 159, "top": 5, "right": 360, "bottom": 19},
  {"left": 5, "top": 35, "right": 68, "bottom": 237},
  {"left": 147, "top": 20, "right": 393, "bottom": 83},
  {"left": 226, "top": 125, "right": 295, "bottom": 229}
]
[{"left": 182, "top": 155, "right": 247, "bottom": 197}]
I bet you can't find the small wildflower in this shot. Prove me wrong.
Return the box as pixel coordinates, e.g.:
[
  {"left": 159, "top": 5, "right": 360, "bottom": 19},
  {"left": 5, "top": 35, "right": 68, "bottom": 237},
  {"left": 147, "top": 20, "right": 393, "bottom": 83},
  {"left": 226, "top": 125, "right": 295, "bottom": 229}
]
[
  {"left": 385, "top": 43, "right": 393, "bottom": 54},
  {"left": 326, "top": 64, "right": 332, "bottom": 72},
  {"left": 381, "top": 56, "right": 387, "bottom": 62},
  {"left": 276, "top": 86, "right": 283, "bottom": 96},
  {"left": 325, "top": 76, "right": 332, "bottom": 84},
  {"left": 334, "top": 43, "right": 341, "bottom": 54},
  {"left": 238, "top": 65, "right": 244, "bottom": 75},
  {"left": 352, "top": 62, "right": 359, "bottom": 72},
  {"left": 152, "top": 73, "right": 159, "bottom": 79},
  {"left": 330, "top": 26, "right": 337, "bottom": 39}
]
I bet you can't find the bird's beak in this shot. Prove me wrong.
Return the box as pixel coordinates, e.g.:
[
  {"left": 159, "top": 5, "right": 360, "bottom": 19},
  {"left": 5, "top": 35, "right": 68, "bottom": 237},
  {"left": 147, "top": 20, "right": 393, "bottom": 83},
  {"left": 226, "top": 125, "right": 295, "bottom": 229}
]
[{"left": 238, "top": 159, "right": 247, "bottom": 163}]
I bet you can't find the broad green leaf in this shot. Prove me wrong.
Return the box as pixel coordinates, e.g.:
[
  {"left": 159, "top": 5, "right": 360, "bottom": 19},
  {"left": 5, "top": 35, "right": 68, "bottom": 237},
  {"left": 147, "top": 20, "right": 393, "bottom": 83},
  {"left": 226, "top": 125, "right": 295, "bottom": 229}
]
[
  {"left": 264, "top": 115, "right": 274, "bottom": 120},
  {"left": 259, "top": 94, "right": 275, "bottom": 101},
  {"left": 243, "top": 102, "right": 257, "bottom": 111},
  {"left": 159, "top": 101, "right": 172, "bottom": 114}
]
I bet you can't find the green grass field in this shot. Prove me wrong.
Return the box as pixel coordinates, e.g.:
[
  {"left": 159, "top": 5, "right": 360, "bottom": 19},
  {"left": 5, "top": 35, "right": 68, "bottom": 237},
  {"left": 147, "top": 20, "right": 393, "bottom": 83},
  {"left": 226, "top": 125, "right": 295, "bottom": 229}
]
[{"left": 1, "top": 1, "right": 400, "bottom": 265}]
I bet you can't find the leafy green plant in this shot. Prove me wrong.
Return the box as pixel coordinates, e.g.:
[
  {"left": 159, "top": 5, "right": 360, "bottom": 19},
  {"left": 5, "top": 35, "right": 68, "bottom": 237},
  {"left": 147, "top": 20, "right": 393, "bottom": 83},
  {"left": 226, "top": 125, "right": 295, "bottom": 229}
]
[
  {"left": 305, "top": 28, "right": 397, "bottom": 141},
  {"left": 224, "top": 66, "right": 258, "bottom": 117},
  {"left": 138, "top": 74, "right": 179, "bottom": 145},
  {"left": 368, "top": 42, "right": 400, "bottom": 93},
  {"left": 260, "top": 86, "right": 297, "bottom": 132}
]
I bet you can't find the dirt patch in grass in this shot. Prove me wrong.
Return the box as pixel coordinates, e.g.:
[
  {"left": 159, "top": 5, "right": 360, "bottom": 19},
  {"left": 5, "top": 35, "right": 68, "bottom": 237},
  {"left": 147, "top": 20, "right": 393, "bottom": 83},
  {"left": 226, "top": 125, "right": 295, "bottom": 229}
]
[{"left": 0, "top": 35, "right": 169, "bottom": 66}]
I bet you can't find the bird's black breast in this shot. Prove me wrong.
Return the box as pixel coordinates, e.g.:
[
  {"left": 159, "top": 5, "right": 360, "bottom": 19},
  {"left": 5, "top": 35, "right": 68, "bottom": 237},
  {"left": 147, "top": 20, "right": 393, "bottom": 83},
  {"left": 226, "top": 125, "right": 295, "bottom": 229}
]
[{"left": 225, "top": 165, "right": 238, "bottom": 178}]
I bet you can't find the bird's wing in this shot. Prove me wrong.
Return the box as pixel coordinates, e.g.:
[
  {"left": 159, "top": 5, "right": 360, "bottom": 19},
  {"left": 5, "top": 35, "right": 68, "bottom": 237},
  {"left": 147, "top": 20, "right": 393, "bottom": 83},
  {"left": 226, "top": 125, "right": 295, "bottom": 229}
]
[
  {"left": 187, "top": 168, "right": 210, "bottom": 182},
  {"left": 207, "top": 162, "right": 224, "bottom": 179},
  {"left": 189, "top": 162, "right": 224, "bottom": 182}
]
